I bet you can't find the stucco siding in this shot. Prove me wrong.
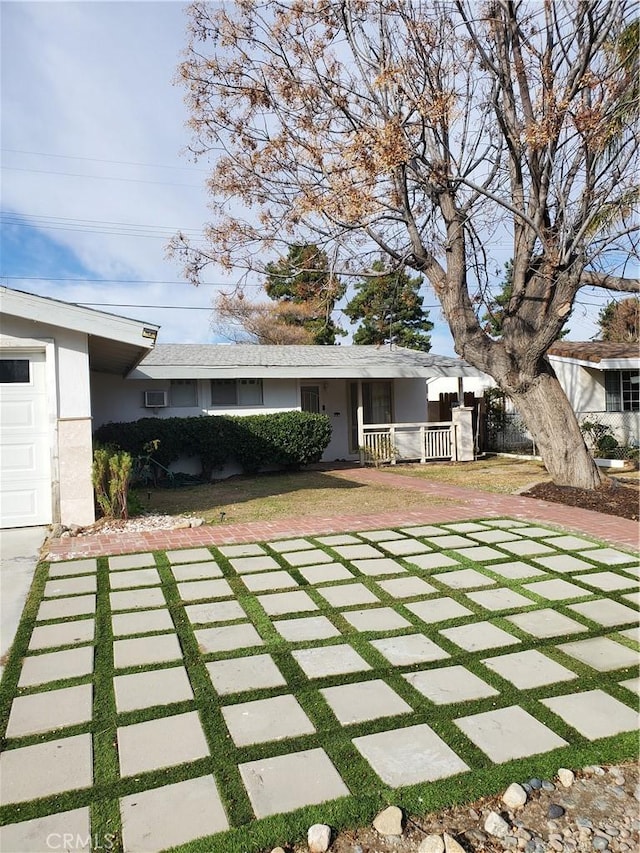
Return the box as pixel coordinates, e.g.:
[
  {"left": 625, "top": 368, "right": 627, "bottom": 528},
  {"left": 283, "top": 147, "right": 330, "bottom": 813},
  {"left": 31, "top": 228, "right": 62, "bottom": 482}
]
[
  {"left": 58, "top": 418, "right": 95, "bottom": 526},
  {"left": 550, "top": 360, "right": 605, "bottom": 411}
]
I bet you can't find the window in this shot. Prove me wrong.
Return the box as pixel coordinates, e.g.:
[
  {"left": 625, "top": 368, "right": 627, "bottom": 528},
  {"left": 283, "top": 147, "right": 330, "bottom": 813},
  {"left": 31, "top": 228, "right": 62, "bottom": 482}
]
[
  {"left": 301, "top": 385, "right": 320, "bottom": 414},
  {"left": 605, "top": 370, "right": 639, "bottom": 412},
  {"left": 210, "top": 378, "right": 263, "bottom": 406},
  {"left": 348, "top": 381, "right": 393, "bottom": 452},
  {"left": 170, "top": 379, "right": 197, "bottom": 407},
  {"left": 0, "top": 359, "right": 30, "bottom": 383}
]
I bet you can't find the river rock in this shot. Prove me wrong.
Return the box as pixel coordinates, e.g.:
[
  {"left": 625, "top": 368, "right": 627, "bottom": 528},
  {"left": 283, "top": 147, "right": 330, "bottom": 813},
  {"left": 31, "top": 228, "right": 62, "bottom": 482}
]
[
  {"left": 558, "top": 768, "right": 575, "bottom": 788},
  {"left": 373, "top": 806, "right": 403, "bottom": 837},
  {"left": 503, "top": 783, "right": 528, "bottom": 809},
  {"left": 548, "top": 805, "right": 565, "bottom": 819},
  {"left": 485, "top": 811, "right": 510, "bottom": 838},
  {"left": 308, "top": 824, "right": 331, "bottom": 853},
  {"left": 418, "top": 834, "right": 444, "bottom": 853},
  {"left": 444, "top": 833, "right": 466, "bottom": 853}
]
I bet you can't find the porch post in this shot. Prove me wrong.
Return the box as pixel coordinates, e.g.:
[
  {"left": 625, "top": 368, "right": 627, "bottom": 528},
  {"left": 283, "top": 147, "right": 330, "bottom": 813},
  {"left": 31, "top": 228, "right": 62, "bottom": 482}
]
[
  {"left": 457, "top": 376, "right": 464, "bottom": 405},
  {"left": 451, "top": 406, "right": 474, "bottom": 461},
  {"left": 357, "top": 380, "right": 365, "bottom": 465}
]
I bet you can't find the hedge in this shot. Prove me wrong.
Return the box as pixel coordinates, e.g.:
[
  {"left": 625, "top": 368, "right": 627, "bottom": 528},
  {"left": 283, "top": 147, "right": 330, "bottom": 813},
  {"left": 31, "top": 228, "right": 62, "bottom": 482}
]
[{"left": 93, "top": 411, "right": 333, "bottom": 479}]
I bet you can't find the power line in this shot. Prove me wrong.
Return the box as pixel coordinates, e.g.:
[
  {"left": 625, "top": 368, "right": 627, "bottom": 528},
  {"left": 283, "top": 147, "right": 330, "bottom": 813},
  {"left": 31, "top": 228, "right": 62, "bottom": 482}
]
[
  {"left": 1, "top": 147, "right": 213, "bottom": 172},
  {"left": 2, "top": 165, "right": 201, "bottom": 189}
]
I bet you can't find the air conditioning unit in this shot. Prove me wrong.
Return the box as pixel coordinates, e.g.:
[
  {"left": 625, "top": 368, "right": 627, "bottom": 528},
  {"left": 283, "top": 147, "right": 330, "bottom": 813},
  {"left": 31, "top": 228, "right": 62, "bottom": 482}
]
[{"left": 144, "top": 390, "right": 168, "bottom": 408}]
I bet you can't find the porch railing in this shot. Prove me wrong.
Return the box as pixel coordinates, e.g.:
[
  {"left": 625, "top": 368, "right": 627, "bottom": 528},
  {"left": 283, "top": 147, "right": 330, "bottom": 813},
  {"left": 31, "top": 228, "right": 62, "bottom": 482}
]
[{"left": 361, "top": 421, "right": 457, "bottom": 465}]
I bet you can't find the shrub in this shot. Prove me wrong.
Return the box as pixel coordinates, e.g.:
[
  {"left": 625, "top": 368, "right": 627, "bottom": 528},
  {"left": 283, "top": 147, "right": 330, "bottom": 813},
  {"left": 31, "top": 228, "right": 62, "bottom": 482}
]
[{"left": 92, "top": 447, "right": 133, "bottom": 519}]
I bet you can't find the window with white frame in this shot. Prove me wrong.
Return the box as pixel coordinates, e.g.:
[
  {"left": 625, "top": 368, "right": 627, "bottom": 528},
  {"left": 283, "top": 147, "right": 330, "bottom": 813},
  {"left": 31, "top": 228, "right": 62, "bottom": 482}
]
[
  {"left": 210, "top": 378, "right": 263, "bottom": 406},
  {"left": 170, "top": 379, "right": 197, "bottom": 407},
  {"left": 605, "top": 370, "right": 640, "bottom": 412}
]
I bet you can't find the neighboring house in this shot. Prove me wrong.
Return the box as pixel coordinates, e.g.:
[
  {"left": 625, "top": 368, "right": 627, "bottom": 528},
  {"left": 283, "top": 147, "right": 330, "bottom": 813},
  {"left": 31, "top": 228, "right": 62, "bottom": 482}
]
[
  {"left": 92, "top": 344, "right": 484, "bottom": 468},
  {"left": 0, "top": 288, "right": 158, "bottom": 528},
  {"left": 547, "top": 342, "right": 640, "bottom": 448}
]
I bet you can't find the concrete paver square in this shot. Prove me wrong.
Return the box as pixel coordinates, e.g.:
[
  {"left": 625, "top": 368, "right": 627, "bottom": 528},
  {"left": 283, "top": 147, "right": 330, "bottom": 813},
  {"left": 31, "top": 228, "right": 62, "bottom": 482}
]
[
  {"left": 481, "top": 649, "right": 577, "bottom": 690},
  {"left": 268, "top": 538, "right": 315, "bottom": 552},
  {"left": 316, "top": 534, "right": 362, "bottom": 545},
  {"left": 468, "top": 530, "right": 521, "bottom": 544},
  {"left": 114, "top": 633, "right": 183, "bottom": 669},
  {"left": 110, "top": 588, "right": 166, "bottom": 612},
  {"left": 171, "top": 562, "right": 222, "bottom": 581},
  {"left": 578, "top": 548, "right": 638, "bottom": 566},
  {"left": 43, "top": 575, "right": 96, "bottom": 598},
  {"left": 406, "top": 597, "right": 473, "bottom": 624},
  {"left": 342, "top": 607, "right": 411, "bottom": 632},
  {"left": 455, "top": 705, "right": 567, "bottom": 763},
  {"left": 109, "top": 553, "right": 156, "bottom": 571},
  {"left": 506, "top": 608, "right": 586, "bottom": 639},
  {"left": 352, "top": 558, "right": 407, "bottom": 577},
  {"left": 195, "top": 623, "right": 264, "bottom": 653},
  {"left": 488, "top": 561, "right": 546, "bottom": 580},
  {"left": 623, "top": 591, "right": 640, "bottom": 606},
  {"left": 165, "top": 547, "right": 214, "bottom": 564},
  {"left": 445, "top": 522, "right": 490, "bottom": 533},
  {"left": 568, "top": 599, "right": 639, "bottom": 628},
  {"left": 404, "top": 665, "right": 498, "bottom": 704},
  {"left": 380, "top": 538, "right": 432, "bottom": 556},
  {"left": 239, "top": 748, "right": 349, "bottom": 818},
  {"left": 407, "top": 553, "right": 461, "bottom": 571},
  {"left": 109, "top": 568, "right": 161, "bottom": 589},
  {"left": 0, "top": 733, "right": 92, "bottom": 805},
  {"left": 542, "top": 536, "right": 597, "bottom": 551},
  {"left": 425, "top": 535, "right": 476, "bottom": 549},
  {"left": 353, "top": 723, "right": 469, "bottom": 787},
  {"left": 112, "top": 609, "right": 174, "bottom": 637},
  {"left": 512, "top": 526, "right": 556, "bottom": 538},
  {"left": 451, "top": 546, "right": 506, "bottom": 562},
  {"left": 281, "top": 549, "right": 334, "bottom": 567},
  {"left": 118, "top": 711, "right": 209, "bottom": 776},
  {"left": 376, "top": 577, "right": 436, "bottom": 599},
  {"left": 574, "top": 571, "right": 637, "bottom": 592},
  {"left": 618, "top": 626, "right": 639, "bottom": 643},
  {"left": 177, "top": 579, "right": 233, "bottom": 601},
  {"left": 120, "top": 775, "right": 229, "bottom": 852},
  {"left": 482, "top": 519, "right": 526, "bottom": 528},
  {"left": 524, "top": 579, "right": 592, "bottom": 601},
  {"left": 37, "top": 595, "right": 96, "bottom": 621},
  {"left": 242, "top": 570, "right": 298, "bottom": 592},
  {"left": 321, "top": 679, "right": 412, "bottom": 724},
  {"left": 0, "top": 809, "right": 90, "bottom": 853},
  {"left": 273, "top": 615, "right": 341, "bottom": 642},
  {"left": 331, "top": 544, "right": 384, "bottom": 560},
  {"left": 114, "top": 666, "right": 193, "bottom": 712},
  {"left": 557, "top": 637, "right": 638, "bottom": 671},
  {"left": 534, "top": 554, "right": 596, "bottom": 574},
  {"left": 370, "top": 634, "right": 450, "bottom": 666},
  {"left": 186, "top": 601, "right": 246, "bottom": 625},
  {"left": 358, "top": 529, "right": 407, "bottom": 542},
  {"left": 497, "top": 540, "right": 556, "bottom": 557},
  {"left": 298, "top": 563, "right": 354, "bottom": 584},
  {"left": 6, "top": 683, "right": 93, "bottom": 738},
  {"left": 49, "top": 558, "right": 97, "bottom": 577},
  {"left": 29, "top": 618, "right": 95, "bottom": 650},
  {"left": 433, "top": 568, "right": 495, "bottom": 589},
  {"left": 400, "top": 525, "right": 446, "bottom": 536},
  {"left": 465, "top": 588, "right": 533, "bottom": 611},
  {"left": 218, "top": 543, "right": 266, "bottom": 557},
  {"left": 258, "top": 590, "right": 319, "bottom": 616},
  {"left": 318, "top": 583, "right": 380, "bottom": 608},
  {"left": 292, "top": 644, "right": 372, "bottom": 679},
  {"left": 230, "top": 555, "right": 280, "bottom": 574},
  {"left": 222, "top": 694, "right": 315, "bottom": 746},
  {"left": 619, "top": 677, "right": 640, "bottom": 695},
  {"left": 206, "top": 654, "right": 286, "bottom": 695},
  {"left": 542, "top": 689, "right": 638, "bottom": 740},
  {"left": 440, "top": 621, "right": 520, "bottom": 652},
  {"left": 19, "top": 646, "right": 93, "bottom": 687}
]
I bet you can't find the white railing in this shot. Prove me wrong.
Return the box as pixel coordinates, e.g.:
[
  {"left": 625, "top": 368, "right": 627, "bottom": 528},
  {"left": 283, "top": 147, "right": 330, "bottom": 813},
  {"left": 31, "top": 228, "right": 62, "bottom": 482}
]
[{"left": 361, "top": 421, "right": 457, "bottom": 465}]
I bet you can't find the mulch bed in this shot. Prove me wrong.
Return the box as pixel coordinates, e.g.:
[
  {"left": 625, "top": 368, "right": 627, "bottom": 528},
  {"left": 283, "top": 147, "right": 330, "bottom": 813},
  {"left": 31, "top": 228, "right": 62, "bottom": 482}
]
[{"left": 524, "top": 480, "right": 639, "bottom": 521}]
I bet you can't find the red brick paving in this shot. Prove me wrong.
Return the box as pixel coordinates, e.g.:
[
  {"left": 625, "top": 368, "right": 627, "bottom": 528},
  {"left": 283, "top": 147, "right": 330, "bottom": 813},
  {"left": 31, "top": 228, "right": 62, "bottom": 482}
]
[{"left": 47, "top": 467, "right": 639, "bottom": 559}]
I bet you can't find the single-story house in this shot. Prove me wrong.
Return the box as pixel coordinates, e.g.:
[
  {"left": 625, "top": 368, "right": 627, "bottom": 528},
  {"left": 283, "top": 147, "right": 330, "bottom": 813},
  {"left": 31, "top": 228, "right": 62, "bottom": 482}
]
[
  {"left": 0, "top": 287, "right": 158, "bottom": 529},
  {"left": 1, "top": 287, "right": 483, "bottom": 529},
  {"left": 547, "top": 342, "right": 640, "bottom": 447}
]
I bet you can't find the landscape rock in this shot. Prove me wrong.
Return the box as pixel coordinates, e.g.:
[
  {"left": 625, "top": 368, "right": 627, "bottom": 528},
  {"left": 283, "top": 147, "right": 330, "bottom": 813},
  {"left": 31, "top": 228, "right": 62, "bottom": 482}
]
[
  {"left": 271, "top": 848, "right": 286, "bottom": 853},
  {"left": 308, "top": 824, "right": 332, "bottom": 853},
  {"left": 503, "top": 783, "right": 528, "bottom": 809},
  {"left": 373, "top": 806, "right": 404, "bottom": 837},
  {"left": 530, "top": 778, "right": 542, "bottom": 790},
  {"left": 542, "top": 780, "right": 556, "bottom": 792},
  {"left": 485, "top": 811, "right": 510, "bottom": 838},
  {"left": 190, "top": 517, "right": 205, "bottom": 527},
  {"left": 558, "top": 769, "right": 575, "bottom": 788},
  {"left": 592, "top": 836, "right": 609, "bottom": 850},
  {"left": 443, "top": 833, "right": 466, "bottom": 853},
  {"left": 548, "top": 805, "right": 565, "bottom": 819},
  {"left": 418, "top": 834, "right": 444, "bottom": 853}
]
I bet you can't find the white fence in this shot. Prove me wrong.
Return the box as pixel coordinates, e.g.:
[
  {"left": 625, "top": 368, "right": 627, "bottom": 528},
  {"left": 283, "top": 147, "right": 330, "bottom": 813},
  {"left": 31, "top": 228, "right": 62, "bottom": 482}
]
[{"left": 361, "top": 422, "right": 457, "bottom": 464}]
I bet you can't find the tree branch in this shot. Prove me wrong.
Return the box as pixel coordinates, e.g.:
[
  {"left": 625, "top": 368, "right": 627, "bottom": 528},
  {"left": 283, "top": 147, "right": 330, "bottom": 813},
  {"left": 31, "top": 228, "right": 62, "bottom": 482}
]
[{"left": 579, "top": 271, "right": 640, "bottom": 293}]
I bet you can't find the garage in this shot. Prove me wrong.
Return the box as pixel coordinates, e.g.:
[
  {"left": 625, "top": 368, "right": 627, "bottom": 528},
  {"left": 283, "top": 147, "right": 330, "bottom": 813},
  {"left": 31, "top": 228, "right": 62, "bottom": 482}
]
[{"left": 0, "top": 350, "right": 52, "bottom": 528}]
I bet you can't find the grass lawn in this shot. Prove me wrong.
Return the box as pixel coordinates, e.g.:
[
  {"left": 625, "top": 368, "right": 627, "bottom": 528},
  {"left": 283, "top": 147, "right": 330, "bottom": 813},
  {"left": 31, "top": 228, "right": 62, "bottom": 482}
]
[{"left": 141, "top": 457, "right": 549, "bottom": 524}]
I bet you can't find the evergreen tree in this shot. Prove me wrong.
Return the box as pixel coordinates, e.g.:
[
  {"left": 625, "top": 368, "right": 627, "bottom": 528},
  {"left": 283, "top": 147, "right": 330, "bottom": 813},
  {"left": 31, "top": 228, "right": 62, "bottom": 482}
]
[{"left": 597, "top": 297, "right": 640, "bottom": 342}]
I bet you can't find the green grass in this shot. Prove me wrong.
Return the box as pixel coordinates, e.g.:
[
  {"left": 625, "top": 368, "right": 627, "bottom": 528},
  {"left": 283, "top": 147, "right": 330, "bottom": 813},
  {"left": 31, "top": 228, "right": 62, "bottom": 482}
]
[{"left": 0, "top": 519, "right": 638, "bottom": 853}]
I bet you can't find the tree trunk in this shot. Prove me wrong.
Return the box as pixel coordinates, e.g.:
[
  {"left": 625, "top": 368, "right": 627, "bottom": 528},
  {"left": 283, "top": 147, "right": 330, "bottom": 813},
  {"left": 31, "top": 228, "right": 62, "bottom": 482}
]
[{"left": 504, "top": 371, "right": 603, "bottom": 490}]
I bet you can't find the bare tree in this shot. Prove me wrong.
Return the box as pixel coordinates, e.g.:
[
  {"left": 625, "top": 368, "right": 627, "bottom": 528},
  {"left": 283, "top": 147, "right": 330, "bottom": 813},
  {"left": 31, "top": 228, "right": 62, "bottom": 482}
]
[
  {"left": 214, "top": 291, "right": 317, "bottom": 344},
  {"left": 172, "top": 0, "right": 639, "bottom": 489}
]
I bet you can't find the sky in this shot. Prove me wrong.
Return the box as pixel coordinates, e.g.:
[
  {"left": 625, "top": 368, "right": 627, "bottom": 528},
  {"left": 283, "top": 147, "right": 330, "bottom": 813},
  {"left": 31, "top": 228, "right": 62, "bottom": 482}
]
[{"left": 0, "top": 1, "right": 619, "bottom": 355}]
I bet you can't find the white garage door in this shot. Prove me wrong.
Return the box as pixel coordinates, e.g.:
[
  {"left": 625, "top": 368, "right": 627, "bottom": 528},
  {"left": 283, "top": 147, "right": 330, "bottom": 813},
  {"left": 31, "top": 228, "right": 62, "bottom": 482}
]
[{"left": 0, "top": 351, "right": 53, "bottom": 527}]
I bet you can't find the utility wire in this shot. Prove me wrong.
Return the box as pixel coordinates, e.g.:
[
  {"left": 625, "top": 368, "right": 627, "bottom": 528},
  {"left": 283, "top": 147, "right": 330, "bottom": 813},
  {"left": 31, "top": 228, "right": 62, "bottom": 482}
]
[
  {"left": 1, "top": 147, "right": 214, "bottom": 172},
  {"left": 2, "top": 165, "right": 201, "bottom": 188}
]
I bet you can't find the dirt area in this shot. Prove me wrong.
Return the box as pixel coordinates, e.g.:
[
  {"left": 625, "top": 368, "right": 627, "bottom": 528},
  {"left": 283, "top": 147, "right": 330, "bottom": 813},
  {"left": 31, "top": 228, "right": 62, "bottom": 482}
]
[{"left": 524, "top": 479, "right": 639, "bottom": 522}]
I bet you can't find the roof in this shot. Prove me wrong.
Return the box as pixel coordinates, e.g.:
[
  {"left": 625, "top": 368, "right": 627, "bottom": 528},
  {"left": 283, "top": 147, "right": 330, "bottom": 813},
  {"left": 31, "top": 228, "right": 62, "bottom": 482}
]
[
  {"left": 548, "top": 341, "right": 639, "bottom": 369},
  {"left": 0, "top": 287, "right": 159, "bottom": 374},
  {"left": 130, "top": 344, "right": 485, "bottom": 380}
]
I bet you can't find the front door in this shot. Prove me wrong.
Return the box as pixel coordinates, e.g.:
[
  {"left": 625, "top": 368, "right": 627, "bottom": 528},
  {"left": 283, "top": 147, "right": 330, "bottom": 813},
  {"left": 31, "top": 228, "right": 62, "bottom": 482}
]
[{"left": 348, "top": 381, "right": 393, "bottom": 452}]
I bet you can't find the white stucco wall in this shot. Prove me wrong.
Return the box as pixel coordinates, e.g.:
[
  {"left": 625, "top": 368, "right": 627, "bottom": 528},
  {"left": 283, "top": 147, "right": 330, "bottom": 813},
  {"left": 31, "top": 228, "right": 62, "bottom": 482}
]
[{"left": 548, "top": 359, "right": 605, "bottom": 412}]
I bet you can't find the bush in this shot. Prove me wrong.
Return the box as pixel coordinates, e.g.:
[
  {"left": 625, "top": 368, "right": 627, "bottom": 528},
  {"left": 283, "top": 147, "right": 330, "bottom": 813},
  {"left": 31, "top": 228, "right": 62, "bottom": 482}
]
[
  {"left": 93, "top": 411, "right": 332, "bottom": 478},
  {"left": 92, "top": 447, "right": 133, "bottom": 519}
]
